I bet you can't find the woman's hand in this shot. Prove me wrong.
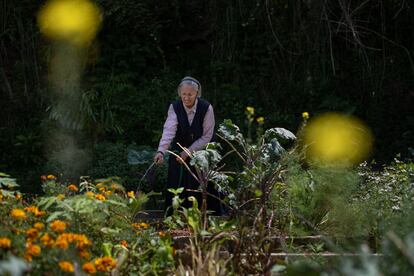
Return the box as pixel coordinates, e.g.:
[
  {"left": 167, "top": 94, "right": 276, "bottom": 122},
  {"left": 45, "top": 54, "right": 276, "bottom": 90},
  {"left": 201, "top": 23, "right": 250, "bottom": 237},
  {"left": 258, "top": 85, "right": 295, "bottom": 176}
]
[{"left": 154, "top": 152, "right": 164, "bottom": 165}]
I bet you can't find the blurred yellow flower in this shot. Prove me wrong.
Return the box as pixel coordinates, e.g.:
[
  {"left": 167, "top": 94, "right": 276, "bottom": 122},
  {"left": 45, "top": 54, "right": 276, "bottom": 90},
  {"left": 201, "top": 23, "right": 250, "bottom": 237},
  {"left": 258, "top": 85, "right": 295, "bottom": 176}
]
[
  {"left": 82, "top": 262, "right": 96, "bottom": 274},
  {"left": 246, "top": 106, "right": 255, "bottom": 115},
  {"left": 256, "top": 117, "right": 265, "bottom": 124},
  {"left": 85, "top": 191, "right": 94, "bottom": 198},
  {"left": 303, "top": 112, "right": 373, "bottom": 166},
  {"left": 11, "top": 209, "right": 26, "bottom": 219},
  {"left": 59, "top": 261, "right": 74, "bottom": 273},
  {"left": 50, "top": 220, "right": 67, "bottom": 233},
  {"left": 94, "top": 256, "right": 116, "bottom": 272},
  {"left": 158, "top": 231, "right": 166, "bottom": 238},
  {"left": 47, "top": 174, "right": 56, "bottom": 180},
  {"left": 95, "top": 194, "right": 106, "bottom": 201},
  {"left": 57, "top": 194, "right": 65, "bottom": 200},
  {"left": 0, "top": 237, "right": 11, "bottom": 249},
  {"left": 15, "top": 193, "right": 22, "bottom": 200},
  {"left": 302, "top": 112, "right": 310, "bottom": 120},
  {"left": 127, "top": 191, "right": 135, "bottom": 198},
  {"left": 37, "top": 0, "right": 102, "bottom": 47},
  {"left": 68, "top": 184, "right": 78, "bottom": 191},
  {"left": 96, "top": 183, "right": 103, "bottom": 188}
]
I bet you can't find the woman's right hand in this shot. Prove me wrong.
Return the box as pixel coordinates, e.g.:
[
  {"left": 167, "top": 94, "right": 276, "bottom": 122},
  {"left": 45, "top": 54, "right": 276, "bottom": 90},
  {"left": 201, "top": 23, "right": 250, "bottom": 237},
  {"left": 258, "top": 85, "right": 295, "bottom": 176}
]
[{"left": 154, "top": 152, "right": 164, "bottom": 165}]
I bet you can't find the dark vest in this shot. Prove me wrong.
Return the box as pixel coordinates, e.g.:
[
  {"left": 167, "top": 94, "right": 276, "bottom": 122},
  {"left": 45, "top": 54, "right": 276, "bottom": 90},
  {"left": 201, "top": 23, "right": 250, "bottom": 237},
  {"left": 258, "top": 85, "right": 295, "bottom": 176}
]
[{"left": 171, "top": 99, "right": 210, "bottom": 151}]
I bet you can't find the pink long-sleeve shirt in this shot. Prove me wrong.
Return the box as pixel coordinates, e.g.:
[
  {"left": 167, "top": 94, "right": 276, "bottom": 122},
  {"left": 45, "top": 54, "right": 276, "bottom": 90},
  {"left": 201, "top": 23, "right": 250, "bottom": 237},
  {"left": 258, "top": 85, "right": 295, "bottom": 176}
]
[{"left": 157, "top": 99, "right": 215, "bottom": 155}]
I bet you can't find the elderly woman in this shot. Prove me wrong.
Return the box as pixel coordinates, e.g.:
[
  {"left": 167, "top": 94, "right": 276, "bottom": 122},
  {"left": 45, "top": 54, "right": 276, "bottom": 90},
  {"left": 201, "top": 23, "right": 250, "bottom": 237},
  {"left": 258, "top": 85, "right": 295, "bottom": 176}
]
[{"left": 154, "top": 76, "right": 221, "bottom": 215}]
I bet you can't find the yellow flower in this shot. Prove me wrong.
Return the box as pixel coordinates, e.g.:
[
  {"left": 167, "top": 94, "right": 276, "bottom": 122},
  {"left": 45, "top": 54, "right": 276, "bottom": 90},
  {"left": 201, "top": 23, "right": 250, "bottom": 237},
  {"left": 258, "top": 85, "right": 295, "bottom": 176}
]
[
  {"left": 98, "top": 187, "right": 106, "bottom": 193},
  {"left": 0, "top": 237, "right": 11, "bottom": 249},
  {"left": 26, "top": 228, "right": 40, "bottom": 240},
  {"left": 104, "top": 190, "right": 112, "bottom": 196},
  {"left": 158, "top": 231, "right": 166, "bottom": 238},
  {"left": 96, "top": 183, "right": 103, "bottom": 188},
  {"left": 85, "top": 191, "right": 94, "bottom": 198},
  {"left": 82, "top": 262, "right": 96, "bottom": 274},
  {"left": 34, "top": 222, "right": 45, "bottom": 230},
  {"left": 11, "top": 209, "right": 26, "bottom": 219},
  {"left": 68, "top": 184, "right": 78, "bottom": 191},
  {"left": 0, "top": 192, "right": 3, "bottom": 201},
  {"left": 59, "top": 261, "right": 74, "bottom": 273},
  {"left": 95, "top": 194, "right": 106, "bottom": 201},
  {"left": 57, "top": 194, "right": 65, "bottom": 200},
  {"left": 256, "top": 117, "right": 265, "bottom": 124},
  {"left": 50, "top": 220, "right": 67, "bottom": 233},
  {"left": 40, "top": 233, "right": 54, "bottom": 247},
  {"left": 246, "top": 106, "right": 255, "bottom": 115},
  {"left": 127, "top": 191, "right": 135, "bottom": 198},
  {"left": 94, "top": 256, "right": 116, "bottom": 272},
  {"left": 302, "top": 112, "right": 310, "bottom": 120},
  {"left": 47, "top": 174, "right": 56, "bottom": 180},
  {"left": 15, "top": 193, "right": 22, "bottom": 200}
]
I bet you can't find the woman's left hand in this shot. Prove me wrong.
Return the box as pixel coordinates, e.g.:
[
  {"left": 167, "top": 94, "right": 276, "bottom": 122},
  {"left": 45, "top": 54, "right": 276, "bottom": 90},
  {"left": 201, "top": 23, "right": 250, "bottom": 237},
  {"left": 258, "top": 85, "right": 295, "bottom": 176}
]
[{"left": 177, "top": 151, "right": 188, "bottom": 163}]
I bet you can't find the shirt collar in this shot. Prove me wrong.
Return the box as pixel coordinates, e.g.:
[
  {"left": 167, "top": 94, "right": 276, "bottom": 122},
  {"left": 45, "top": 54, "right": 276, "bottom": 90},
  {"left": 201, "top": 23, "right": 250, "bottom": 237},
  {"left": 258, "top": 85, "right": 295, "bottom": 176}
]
[{"left": 183, "top": 98, "right": 198, "bottom": 113}]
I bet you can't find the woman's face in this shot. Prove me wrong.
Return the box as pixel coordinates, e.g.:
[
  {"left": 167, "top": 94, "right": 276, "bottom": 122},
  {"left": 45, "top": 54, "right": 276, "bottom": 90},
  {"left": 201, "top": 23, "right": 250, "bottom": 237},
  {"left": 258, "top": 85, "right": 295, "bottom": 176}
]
[{"left": 180, "top": 84, "right": 198, "bottom": 108}]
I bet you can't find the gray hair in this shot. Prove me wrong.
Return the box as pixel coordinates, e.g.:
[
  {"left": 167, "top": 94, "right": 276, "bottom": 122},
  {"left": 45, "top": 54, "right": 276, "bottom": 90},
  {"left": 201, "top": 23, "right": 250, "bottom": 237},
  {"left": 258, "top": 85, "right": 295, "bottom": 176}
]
[{"left": 177, "top": 76, "right": 202, "bottom": 97}]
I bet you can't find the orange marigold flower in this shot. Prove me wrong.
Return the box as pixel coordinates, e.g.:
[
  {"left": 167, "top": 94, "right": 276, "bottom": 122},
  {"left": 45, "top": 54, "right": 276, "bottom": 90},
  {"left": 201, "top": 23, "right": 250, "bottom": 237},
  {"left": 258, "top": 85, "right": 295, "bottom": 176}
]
[
  {"left": 50, "top": 220, "right": 67, "bottom": 233},
  {"left": 120, "top": 240, "right": 128, "bottom": 247},
  {"left": 54, "top": 235, "right": 69, "bottom": 249},
  {"left": 11, "top": 209, "right": 26, "bottom": 219},
  {"left": 132, "top": 222, "right": 150, "bottom": 230},
  {"left": 26, "top": 228, "right": 39, "bottom": 240},
  {"left": 59, "top": 261, "right": 74, "bottom": 273},
  {"left": 47, "top": 174, "right": 56, "bottom": 180},
  {"left": 25, "top": 205, "right": 44, "bottom": 217},
  {"left": 82, "top": 262, "right": 96, "bottom": 274},
  {"left": 34, "top": 222, "right": 45, "bottom": 230},
  {"left": 79, "top": 249, "right": 91, "bottom": 259},
  {"left": 95, "top": 194, "right": 106, "bottom": 201},
  {"left": 68, "top": 184, "right": 78, "bottom": 191},
  {"left": 0, "top": 237, "right": 11, "bottom": 249},
  {"left": 26, "top": 243, "right": 41, "bottom": 257},
  {"left": 40, "top": 233, "right": 54, "bottom": 247},
  {"left": 127, "top": 191, "right": 135, "bottom": 198},
  {"left": 74, "top": 234, "right": 91, "bottom": 249},
  {"left": 94, "top": 256, "right": 116, "bottom": 272}
]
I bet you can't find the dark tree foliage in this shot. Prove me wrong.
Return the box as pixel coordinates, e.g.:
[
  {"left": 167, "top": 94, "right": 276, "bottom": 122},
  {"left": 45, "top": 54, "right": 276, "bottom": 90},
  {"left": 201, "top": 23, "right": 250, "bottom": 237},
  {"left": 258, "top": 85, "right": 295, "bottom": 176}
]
[{"left": 0, "top": 0, "right": 413, "bottom": 191}]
